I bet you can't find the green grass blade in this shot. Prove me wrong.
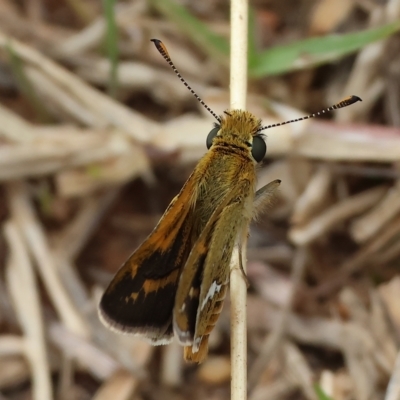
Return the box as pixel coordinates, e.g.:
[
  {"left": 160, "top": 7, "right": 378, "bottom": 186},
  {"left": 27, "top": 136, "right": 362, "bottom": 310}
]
[
  {"left": 249, "top": 21, "right": 400, "bottom": 78},
  {"left": 248, "top": 7, "right": 258, "bottom": 64},
  {"left": 314, "top": 384, "right": 334, "bottom": 400},
  {"left": 148, "top": 0, "right": 400, "bottom": 79}
]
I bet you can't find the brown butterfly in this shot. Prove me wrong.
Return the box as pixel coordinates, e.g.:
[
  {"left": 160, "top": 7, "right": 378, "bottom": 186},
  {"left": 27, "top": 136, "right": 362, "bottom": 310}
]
[{"left": 99, "top": 39, "right": 361, "bottom": 363}]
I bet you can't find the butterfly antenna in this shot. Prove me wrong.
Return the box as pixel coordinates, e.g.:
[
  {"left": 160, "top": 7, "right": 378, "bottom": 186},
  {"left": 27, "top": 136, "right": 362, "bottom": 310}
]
[
  {"left": 258, "top": 95, "right": 362, "bottom": 132},
  {"left": 151, "top": 39, "right": 221, "bottom": 123}
]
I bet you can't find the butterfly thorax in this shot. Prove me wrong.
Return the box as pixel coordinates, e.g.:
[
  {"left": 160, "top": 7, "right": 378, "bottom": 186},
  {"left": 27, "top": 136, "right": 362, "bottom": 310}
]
[{"left": 189, "top": 110, "right": 261, "bottom": 238}]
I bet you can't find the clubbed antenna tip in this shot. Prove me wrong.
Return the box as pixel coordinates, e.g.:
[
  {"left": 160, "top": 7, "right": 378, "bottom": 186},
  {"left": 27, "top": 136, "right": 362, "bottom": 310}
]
[
  {"left": 151, "top": 39, "right": 221, "bottom": 123},
  {"left": 258, "top": 95, "right": 362, "bottom": 132}
]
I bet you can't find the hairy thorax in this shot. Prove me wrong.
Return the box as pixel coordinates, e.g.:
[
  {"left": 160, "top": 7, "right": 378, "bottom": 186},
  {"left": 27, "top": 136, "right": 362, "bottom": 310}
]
[{"left": 190, "top": 148, "right": 256, "bottom": 237}]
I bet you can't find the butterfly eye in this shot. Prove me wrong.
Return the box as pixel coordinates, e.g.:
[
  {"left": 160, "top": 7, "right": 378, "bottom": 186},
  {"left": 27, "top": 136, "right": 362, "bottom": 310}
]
[
  {"left": 206, "top": 127, "right": 220, "bottom": 149},
  {"left": 251, "top": 135, "right": 266, "bottom": 162}
]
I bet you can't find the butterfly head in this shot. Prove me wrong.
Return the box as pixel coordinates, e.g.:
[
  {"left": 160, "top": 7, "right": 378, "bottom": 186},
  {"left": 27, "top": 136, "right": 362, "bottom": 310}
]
[{"left": 206, "top": 110, "right": 266, "bottom": 163}]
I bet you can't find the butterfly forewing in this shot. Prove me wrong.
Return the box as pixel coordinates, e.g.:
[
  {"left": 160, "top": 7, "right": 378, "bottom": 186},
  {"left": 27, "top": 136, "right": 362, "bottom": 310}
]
[{"left": 99, "top": 177, "right": 197, "bottom": 343}]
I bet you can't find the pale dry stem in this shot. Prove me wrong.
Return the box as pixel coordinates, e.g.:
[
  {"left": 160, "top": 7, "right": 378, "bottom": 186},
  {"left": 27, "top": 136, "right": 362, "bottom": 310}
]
[
  {"left": 229, "top": 0, "right": 249, "bottom": 399},
  {"left": 160, "top": 340, "right": 184, "bottom": 387}
]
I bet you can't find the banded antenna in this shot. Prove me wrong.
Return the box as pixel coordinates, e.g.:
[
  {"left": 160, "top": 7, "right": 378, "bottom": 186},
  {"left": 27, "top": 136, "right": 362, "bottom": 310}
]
[
  {"left": 258, "top": 95, "right": 362, "bottom": 133},
  {"left": 151, "top": 39, "right": 361, "bottom": 129},
  {"left": 151, "top": 39, "right": 221, "bottom": 123}
]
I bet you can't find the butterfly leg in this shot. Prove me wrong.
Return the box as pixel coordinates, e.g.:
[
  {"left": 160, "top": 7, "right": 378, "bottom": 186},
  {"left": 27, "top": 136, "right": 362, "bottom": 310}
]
[
  {"left": 234, "top": 179, "right": 281, "bottom": 286},
  {"left": 253, "top": 179, "right": 281, "bottom": 219},
  {"left": 238, "top": 244, "right": 250, "bottom": 288}
]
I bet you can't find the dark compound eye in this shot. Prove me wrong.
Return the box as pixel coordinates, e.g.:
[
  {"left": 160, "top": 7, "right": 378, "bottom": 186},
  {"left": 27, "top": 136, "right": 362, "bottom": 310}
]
[
  {"left": 206, "top": 126, "right": 219, "bottom": 149},
  {"left": 251, "top": 135, "right": 266, "bottom": 162}
]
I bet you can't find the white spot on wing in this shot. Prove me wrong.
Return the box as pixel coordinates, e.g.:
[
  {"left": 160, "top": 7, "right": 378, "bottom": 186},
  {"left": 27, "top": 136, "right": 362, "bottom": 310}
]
[
  {"left": 192, "top": 336, "right": 202, "bottom": 352},
  {"left": 200, "top": 281, "right": 222, "bottom": 311}
]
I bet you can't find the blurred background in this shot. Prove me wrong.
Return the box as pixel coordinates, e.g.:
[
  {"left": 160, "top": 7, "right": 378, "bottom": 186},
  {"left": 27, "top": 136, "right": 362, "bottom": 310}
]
[{"left": 0, "top": 0, "right": 400, "bottom": 399}]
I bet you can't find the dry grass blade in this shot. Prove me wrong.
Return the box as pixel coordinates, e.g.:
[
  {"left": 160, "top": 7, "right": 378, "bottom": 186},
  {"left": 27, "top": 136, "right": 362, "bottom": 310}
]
[
  {"left": 47, "top": 192, "right": 118, "bottom": 311},
  {"left": 342, "top": 330, "right": 378, "bottom": 400},
  {"left": 55, "top": 147, "right": 151, "bottom": 197},
  {"left": 0, "top": 335, "right": 25, "bottom": 357},
  {"left": 0, "top": 0, "right": 399, "bottom": 398},
  {"left": 379, "top": 277, "right": 400, "bottom": 337},
  {"left": 370, "top": 291, "right": 397, "bottom": 372},
  {"left": 52, "top": 191, "right": 119, "bottom": 259},
  {"left": 6, "top": 181, "right": 90, "bottom": 338},
  {"left": 93, "top": 369, "right": 138, "bottom": 400},
  {"left": 340, "top": 288, "right": 395, "bottom": 373},
  {"left": 282, "top": 341, "right": 317, "bottom": 400},
  {"left": 0, "top": 126, "right": 149, "bottom": 182},
  {"left": 291, "top": 164, "right": 333, "bottom": 225},
  {"left": 385, "top": 351, "right": 400, "bottom": 400},
  {"left": 350, "top": 182, "right": 400, "bottom": 242},
  {"left": 289, "top": 185, "right": 387, "bottom": 245},
  {"left": 48, "top": 321, "right": 119, "bottom": 381},
  {"left": 0, "top": 103, "right": 35, "bottom": 142},
  {"left": 312, "top": 214, "right": 400, "bottom": 298},
  {"left": 0, "top": 31, "right": 159, "bottom": 141},
  {"left": 338, "top": 0, "right": 400, "bottom": 122},
  {"left": 250, "top": 376, "right": 297, "bottom": 400},
  {"left": 54, "top": 17, "right": 105, "bottom": 57},
  {"left": 4, "top": 221, "right": 52, "bottom": 400},
  {"left": 249, "top": 247, "right": 307, "bottom": 389},
  {"left": 297, "top": 121, "right": 400, "bottom": 162}
]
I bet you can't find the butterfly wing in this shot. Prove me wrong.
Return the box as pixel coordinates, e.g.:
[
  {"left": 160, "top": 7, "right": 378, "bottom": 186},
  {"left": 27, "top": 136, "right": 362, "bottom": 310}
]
[
  {"left": 173, "top": 180, "right": 252, "bottom": 362},
  {"left": 185, "top": 180, "right": 281, "bottom": 360},
  {"left": 99, "top": 177, "right": 197, "bottom": 343}
]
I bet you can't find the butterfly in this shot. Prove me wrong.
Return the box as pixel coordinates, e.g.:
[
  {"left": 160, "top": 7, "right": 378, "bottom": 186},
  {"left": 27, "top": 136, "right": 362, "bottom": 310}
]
[{"left": 99, "top": 39, "right": 361, "bottom": 363}]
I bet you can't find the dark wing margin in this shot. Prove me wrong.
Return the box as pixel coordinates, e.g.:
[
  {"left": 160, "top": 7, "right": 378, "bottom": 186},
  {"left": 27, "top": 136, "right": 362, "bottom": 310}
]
[{"left": 98, "top": 178, "right": 196, "bottom": 343}]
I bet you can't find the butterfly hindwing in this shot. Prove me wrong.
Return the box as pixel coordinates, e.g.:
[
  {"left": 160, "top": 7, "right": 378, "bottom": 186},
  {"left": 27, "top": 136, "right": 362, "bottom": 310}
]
[{"left": 173, "top": 180, "right": 252, "bottom": 362}]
